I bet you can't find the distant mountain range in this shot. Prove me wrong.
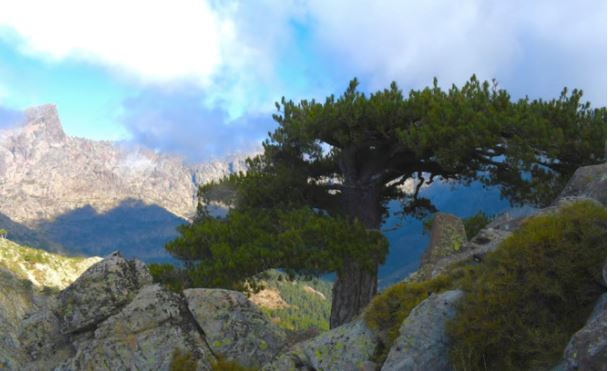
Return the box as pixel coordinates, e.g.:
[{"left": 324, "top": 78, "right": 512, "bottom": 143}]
[{"left": 0, "top": 104, "right": 249, "bottom": 261}]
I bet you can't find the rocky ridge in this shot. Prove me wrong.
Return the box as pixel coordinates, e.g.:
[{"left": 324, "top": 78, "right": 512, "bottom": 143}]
[{"left": 0, "top": 104, "right": 249, "bottom": 225}]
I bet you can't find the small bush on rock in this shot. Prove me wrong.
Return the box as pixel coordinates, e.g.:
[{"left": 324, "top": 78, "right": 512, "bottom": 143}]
[
  {"left": 364, "top": 274, "right": 452, "bottom": 361},
  {"left": 169, "top": 348, "right": 197, "bottom": 371},
  {"left": 149, "top": 263, "right": 190, "bottom": 293},
  {"left": 448, "top": 201, "right": 606, "bottom": 370},
  {"left": 211, "top": 357, "right": 256, "bottom": 371},
  {"left": 463, "top": 211, "right": 493, "bottom": 239}
]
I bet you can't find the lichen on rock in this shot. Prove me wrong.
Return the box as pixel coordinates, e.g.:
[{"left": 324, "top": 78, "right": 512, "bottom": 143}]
[
  {"left": 55, "top": 252, "right": 152, "bottom": 334},
  {"left": 184, "top": 288, "right": 286, "bottom": 369}
]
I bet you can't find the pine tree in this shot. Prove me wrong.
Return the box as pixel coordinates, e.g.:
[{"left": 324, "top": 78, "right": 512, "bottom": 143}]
[{"left": 167, "top": 76, "right": 606, "bottom": 328}]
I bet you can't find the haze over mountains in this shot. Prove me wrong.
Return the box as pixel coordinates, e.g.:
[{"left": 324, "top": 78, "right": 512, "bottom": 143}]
[{"left": 0, "top": 104, "right": 248, "bottom": 261}]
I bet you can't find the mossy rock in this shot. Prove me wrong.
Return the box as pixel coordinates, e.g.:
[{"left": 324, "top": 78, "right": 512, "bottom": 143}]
[
  {"left": 184, "top": 288, "right": 286, "bottom": 369},
  {"left": 420, "top": 213, "right": 467, "bottom": 270},
  {"left": 364, "top": 274, "right": 453, "bottom": 363}
]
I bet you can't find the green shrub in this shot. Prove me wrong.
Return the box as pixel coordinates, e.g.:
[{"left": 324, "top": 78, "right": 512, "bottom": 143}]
[
  {"left": 462, "top": 211, "right": 493, "bottom": 239},
  {"left": 149, "top": 263, "right": 190, "bottom": 293},
  {"left": 364, "top": 274, "right": 452, "bottom": 361},
  {"left": 169, "top": 348, "right": 197, "bottom": 371},
  {"left": 21, "top": 249, "right": 50, "bottom": 264},
  {"left": 448, "top": 201, "right": 606, "bottom": 370}
]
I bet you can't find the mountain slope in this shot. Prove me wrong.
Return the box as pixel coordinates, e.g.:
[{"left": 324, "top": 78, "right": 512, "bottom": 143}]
[
  {"left": 0, "top": 104, "right": 248, "bottom": 260},
  {"left": 0, "top": 237, "right": 101, "bottom": 290}
]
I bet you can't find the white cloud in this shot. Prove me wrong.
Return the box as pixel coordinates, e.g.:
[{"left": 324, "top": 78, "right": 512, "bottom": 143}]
[
  {"left": 304, "top": 0, "right": 606, "bottom": 98},
  {"left": 0, "top": 0, "right": 604, "bottom": 116},
  {"left": 0, "top": 0, "right": 231, "bottom": 84}
]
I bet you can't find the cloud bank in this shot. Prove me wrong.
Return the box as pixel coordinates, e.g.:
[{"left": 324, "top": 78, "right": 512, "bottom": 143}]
[
  {"left": 120, "top": 86, "right": 274, "bottom": 162},
  {"left": 0, "top": 0, "right": 605, "bottom": 160}
]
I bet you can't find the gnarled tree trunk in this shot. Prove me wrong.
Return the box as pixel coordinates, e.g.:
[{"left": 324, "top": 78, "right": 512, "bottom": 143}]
[
  {"left": 330, "top": 260, "right": 378, "bottom": 328},
  {"left": 330, "top": 181, "right": 383, "bottom": 328}
]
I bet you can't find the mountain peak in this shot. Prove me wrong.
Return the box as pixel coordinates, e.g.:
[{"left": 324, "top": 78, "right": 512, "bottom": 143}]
[{"left": 23, "top": 104, "right": 66, "bottom": 142}]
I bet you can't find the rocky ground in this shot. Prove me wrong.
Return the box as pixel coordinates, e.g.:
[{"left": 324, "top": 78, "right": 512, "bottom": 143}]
[{"left": 0, "top": 163, "right": 605, "bottom": 370}]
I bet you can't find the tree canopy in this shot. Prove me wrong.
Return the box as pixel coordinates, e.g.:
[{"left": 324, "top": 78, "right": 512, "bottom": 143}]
[{"left": 166, "top": 76, "right": 606, "bottom": 327}]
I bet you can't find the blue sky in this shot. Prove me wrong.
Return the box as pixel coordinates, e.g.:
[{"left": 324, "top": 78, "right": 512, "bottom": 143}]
[{"left": 0, "top": 0, "right": 605, "bottom": 162}]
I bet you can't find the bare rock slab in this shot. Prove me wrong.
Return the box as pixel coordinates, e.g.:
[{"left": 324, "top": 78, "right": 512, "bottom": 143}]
[
  {"left": 184, "top": 288, "right": 286, "bottom": 368},
  {"left": 58, "top": 284, "right": 214, "bottom": 371},
  {"left": 264, "top": 319, "right": 380, "bottom": 371},
  {"left": 381, "top": 290, "right": 463, "bottom": 371},
  {"left": 55, "top": 252, "right": 152, "bottom": 334}
]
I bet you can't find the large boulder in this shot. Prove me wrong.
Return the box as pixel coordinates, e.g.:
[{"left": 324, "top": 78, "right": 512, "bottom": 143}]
[
  {"left": 58, "top": 284, "right": 214, "bottom": 371},
  {"left": 381, "top": 290, "right": 464, "bottom": 371},
  {"left": 557, "top": 163, "right": 606, "bottom": 206},
  {"left": 416, "top": 213, "right": 468, "bottom": 280},
  {"left": 421, "top": 213, "right": 467, "bottom": 266},
  {"left": 556, "top": 293, "right": 607, "bottom": 371},
  {"left": 264, "top": 319, "right": 380, "bottom": 371},
  {"left": 55, "top": 252, "right": 152, "bottom": 334},
  {"left": 184, "top": 288, "right": 286, "bottom": 368}
]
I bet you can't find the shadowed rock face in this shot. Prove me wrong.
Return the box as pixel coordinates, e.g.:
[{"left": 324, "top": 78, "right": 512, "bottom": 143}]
[{"left": 35, "top": 200, "right": 186, "bottom": 262}]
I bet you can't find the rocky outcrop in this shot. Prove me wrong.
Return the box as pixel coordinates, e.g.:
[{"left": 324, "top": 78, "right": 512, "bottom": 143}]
[
  {"left": 381, "top": 290, "right": 463, "bottom": 371},
  {"left": 265, "top": 319, "right": 380, "bottom": 371},
  {"left": 416, "top": 221, "right": 515, "bottom": 280},
  {"left": 413, "top": 163, "right": 607, "bottom": 281},
  {"left": 18, "top": 301, "right": 70, "bottom": 371},
  {"left": 417, "top": 213, "right": 467, "bottom": 279},
  {"left": 184, "top": 288, "right": 286, "bottom": 368},
  {"left": 58, "top": 284, "right": 214, "bottom": 371},
  {"left": 11, "top": 254, "right": 218, "bottom": 370},
  {"left": 557, "top": 163, "right": 606, "bottom": 206},
  {"left": 56, "top": 252, "right": 152, "bottom": 334}
]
